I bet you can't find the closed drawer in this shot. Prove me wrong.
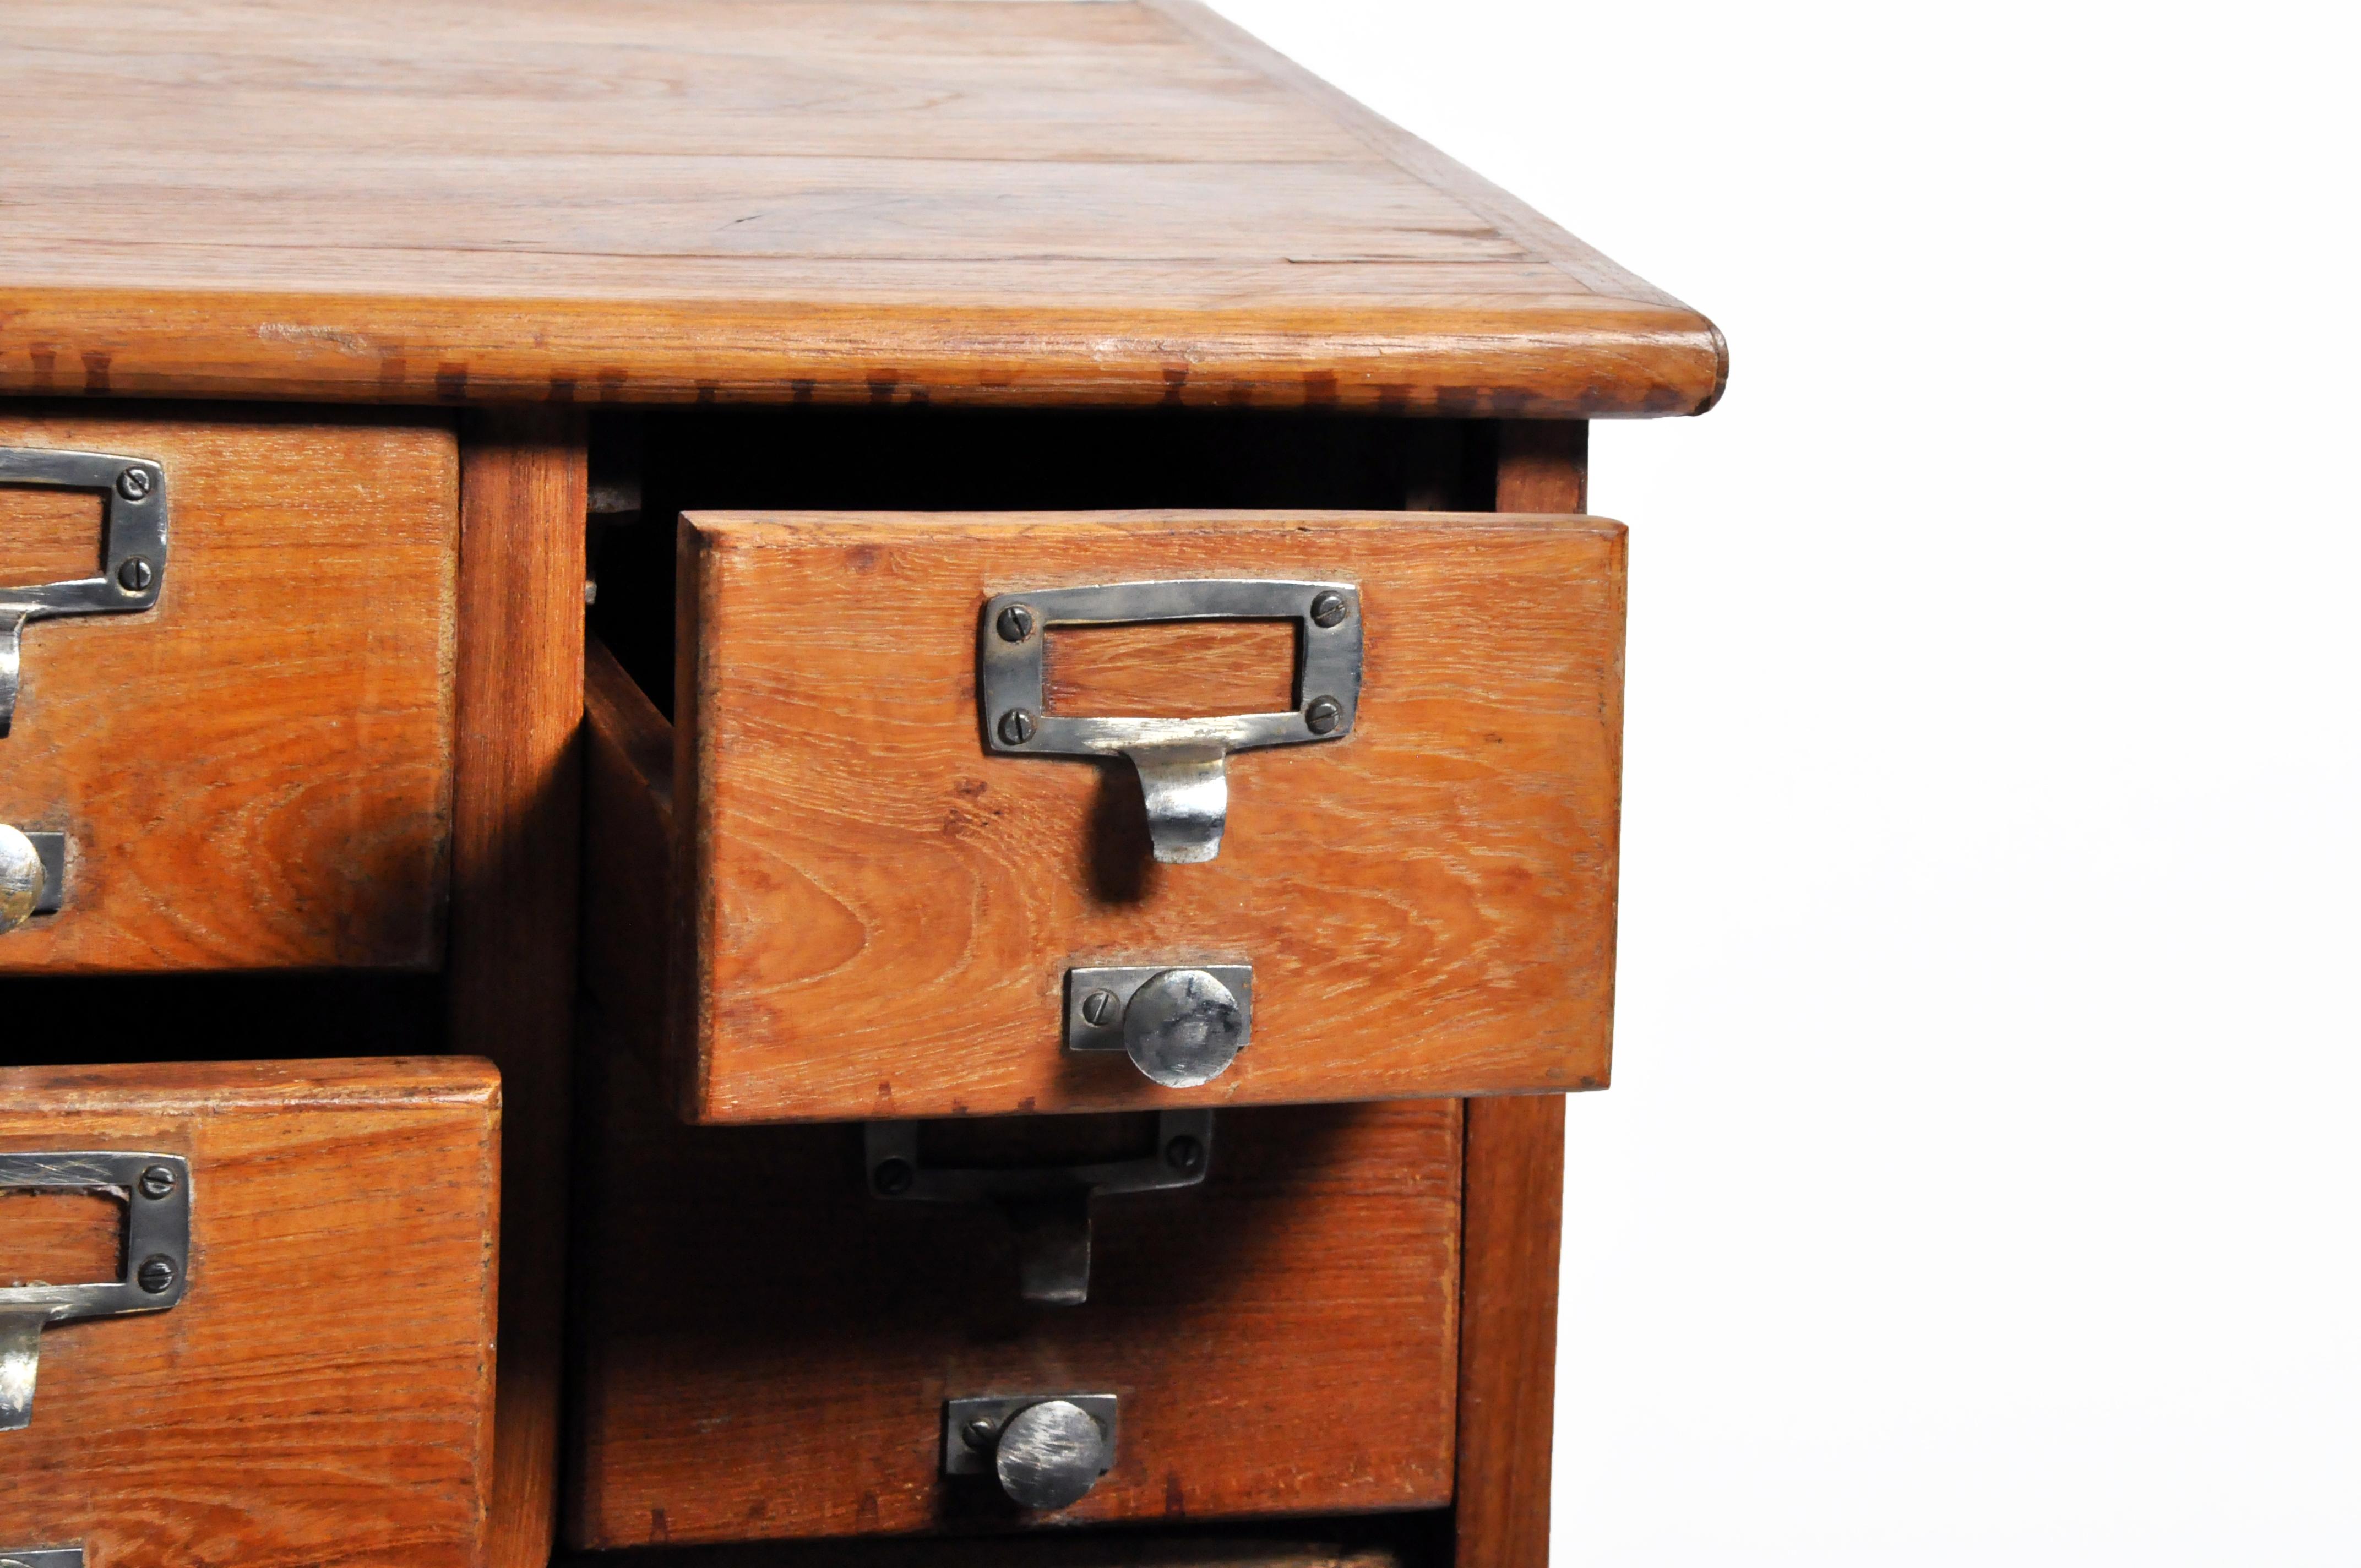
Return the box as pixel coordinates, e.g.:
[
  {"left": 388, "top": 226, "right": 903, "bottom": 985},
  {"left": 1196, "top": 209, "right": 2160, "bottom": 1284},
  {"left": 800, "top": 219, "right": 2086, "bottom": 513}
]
[
  {"left": 565, "top": 1019, "right": 1462, "bottom": 1547},
  {"left": 0, "top": 1056, "right": 499, "bottom": 1567},
  {"left": 586, "top": 507, "right": 1624, "bottom": 1123},
  {"left": 0, "top": 409, "right": 456, "bottom": 972}
]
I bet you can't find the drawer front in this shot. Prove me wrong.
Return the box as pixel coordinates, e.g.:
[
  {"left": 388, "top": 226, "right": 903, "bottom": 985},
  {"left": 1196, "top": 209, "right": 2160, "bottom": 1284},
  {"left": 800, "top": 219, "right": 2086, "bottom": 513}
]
[
  {"left": 567, "top": 1023, "right": 1462, "bottom": 1547},
  {"left": 665, "top": 508, "right": 1624, "bottom": 1123},
  {"left": 0, "top": 1057, "right": 499, "bottom": 1567},
  {"left": 0, "top": 410, "right": 456, "bottom": 972}
]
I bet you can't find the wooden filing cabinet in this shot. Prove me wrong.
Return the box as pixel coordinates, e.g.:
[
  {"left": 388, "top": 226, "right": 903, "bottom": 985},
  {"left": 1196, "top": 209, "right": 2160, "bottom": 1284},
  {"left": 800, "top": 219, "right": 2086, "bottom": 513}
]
[{"left": 0, "top": 3, "right": 1723, "bottom": 1566}]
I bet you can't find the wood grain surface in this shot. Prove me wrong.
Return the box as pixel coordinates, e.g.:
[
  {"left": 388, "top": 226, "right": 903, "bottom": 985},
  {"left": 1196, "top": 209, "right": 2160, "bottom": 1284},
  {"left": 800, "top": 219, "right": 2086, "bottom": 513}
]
[
  {"left": 0, "top": 408, "right": 456, "bottom": 972},
  {"left": 0, "top": 1057, "right": 501, "bottom": 1567},
  {"left": 568, "top": 1023, "right": 1461, "bottom": 1547},
  {"left": 667, "top": 509, "right": 1625, "bottom": 1123},
  {"left": 0, "top": 2, "right": 1720, "bottom": 416},
  {"left": 448, "top": 411, "right": 587, "bottom": 1568}
]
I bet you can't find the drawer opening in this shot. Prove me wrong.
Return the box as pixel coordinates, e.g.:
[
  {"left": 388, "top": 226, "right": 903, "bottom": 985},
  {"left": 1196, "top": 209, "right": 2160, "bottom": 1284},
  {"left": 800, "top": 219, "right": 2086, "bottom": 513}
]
[
  {"left": 587, "top": 408, "right": 1498, "bottom": 720},
  {"left": 0, "top": 1185, "right": 126, "bottom": 1287}
]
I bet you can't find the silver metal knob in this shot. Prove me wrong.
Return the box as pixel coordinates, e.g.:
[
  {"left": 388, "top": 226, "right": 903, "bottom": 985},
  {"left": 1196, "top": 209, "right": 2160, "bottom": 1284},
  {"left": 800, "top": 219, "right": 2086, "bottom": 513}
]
[
  {"left": 993, "top": 1398, "right": 1112, "bottom": 1511},
  {"left": 1122, "top": 967, "right": 1245, "bottom": 1088},
  {"left": 0, "top": 826, "right": 46, "bottom": 934}
]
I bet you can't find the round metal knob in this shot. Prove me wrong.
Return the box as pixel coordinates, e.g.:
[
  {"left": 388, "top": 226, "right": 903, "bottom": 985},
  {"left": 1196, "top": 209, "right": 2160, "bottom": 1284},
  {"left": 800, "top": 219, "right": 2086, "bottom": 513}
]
[
  {"left": 0, "top": 825, "right": 45, "bottom": 934},
  {"left": 993, "top": 1398, "right": 1112, "bottom": 1510},
  {"left": 1122, "top": 967, "right": 1245, "bottom": 1088}
]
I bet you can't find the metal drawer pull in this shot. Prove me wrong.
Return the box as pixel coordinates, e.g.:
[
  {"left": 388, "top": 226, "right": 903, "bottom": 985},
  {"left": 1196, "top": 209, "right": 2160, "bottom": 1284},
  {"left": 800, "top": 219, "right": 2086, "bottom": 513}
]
[
  {"left": 866, "top": 1110, "right": 1211, "bottom": 1306},
  {"left": 979, "top": 578, "right": 1362, "bottom": 863},
  {"left": 944, "top": 1392, "right": 1118, "bottom": 1511},
  {"left": 0, "top": 829, "right": 68, "bottom": 935},
  {"left": 0, "top": 1152, "right": 191, "bottom": 1430},
  {"left": 0, "top": 447, "right": 169, "bottom": 738},
  {"left": 1065, "top": 963, "right": 1251, "bottom": 1088},
  {"left": 0, "top": 1549, "right": 84, "bottom": 1567}
]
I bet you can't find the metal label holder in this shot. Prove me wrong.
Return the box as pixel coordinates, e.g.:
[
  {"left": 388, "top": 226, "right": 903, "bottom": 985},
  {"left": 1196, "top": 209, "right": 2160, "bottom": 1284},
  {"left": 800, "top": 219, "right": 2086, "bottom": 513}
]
[
  {"left": 0, "top": 446, "right": 170, "bottom": 737},
  {"left": 978, "top": 579, "right": 1362, "bottom": 863},
  {"left": 866, "top": 1111, "right": 1212, "bottom": 1306},
  {"left": 0, "top": 1151, "right": 191, "bottom": 1430}
]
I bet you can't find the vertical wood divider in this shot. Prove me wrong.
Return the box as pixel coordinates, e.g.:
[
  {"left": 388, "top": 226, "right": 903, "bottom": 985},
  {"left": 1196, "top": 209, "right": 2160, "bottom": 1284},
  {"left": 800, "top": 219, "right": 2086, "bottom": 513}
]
[
  {"left": 1458, "top": 418, "right": 1587, "bottom": 1567},
  {"left": 451, "top": 408, "right": 587, "bottom": 1568},
  {"left": 1495, "top": 418, "right": 1589, "bottom": 513}
]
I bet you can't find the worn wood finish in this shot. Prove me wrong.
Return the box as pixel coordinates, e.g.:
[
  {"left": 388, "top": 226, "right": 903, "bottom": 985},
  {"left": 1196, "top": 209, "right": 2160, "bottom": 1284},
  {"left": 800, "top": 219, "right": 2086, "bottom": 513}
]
[
  {"left": 0, "top": 1056, "right": 501, "bottom": 1567},
  {"left": 568, "top": 1023, "right": 1462, "bottom": 1547},
  {"left": 0, "top": 2, "right": 1720, "bottom": 415},
  {"left": 0, "top": 408, "right": 456, "bottom": 972},
  {"left": 662, "top": 509, "right": 1624, "bottom": 1123},
  {"left": 449, "top": 411, "right": 587, "bottom": 1568}
]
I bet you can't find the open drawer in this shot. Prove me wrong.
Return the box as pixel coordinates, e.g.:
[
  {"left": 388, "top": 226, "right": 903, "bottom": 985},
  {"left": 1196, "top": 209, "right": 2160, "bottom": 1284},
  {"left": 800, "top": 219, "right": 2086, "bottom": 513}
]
[{"left": 586, "top": 509, "right": 1625, "bottom": 1124}]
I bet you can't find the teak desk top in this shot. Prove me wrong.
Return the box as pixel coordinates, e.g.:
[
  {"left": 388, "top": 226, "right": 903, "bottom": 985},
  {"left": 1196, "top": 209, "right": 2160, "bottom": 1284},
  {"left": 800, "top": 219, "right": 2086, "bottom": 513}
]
[{"left": 0, "top": 0, "right": 1723, "bottom": 417}]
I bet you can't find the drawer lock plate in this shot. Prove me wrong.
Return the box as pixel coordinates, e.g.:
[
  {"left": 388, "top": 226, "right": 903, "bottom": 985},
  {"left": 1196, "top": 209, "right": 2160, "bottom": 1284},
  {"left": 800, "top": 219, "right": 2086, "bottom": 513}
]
[
  {"left": 944, "top": 1392, "right": 1118, "bottom": 1510},
  {"left": 979, "top": 579, "right": 1362, "bottom": 863},
  {"left": 0, "top": 447, "right": 169, "bottom": 738},
  {"left": 1065, "top": 963, "right": 1252, "bottom": 1088},
  {"left": 0, "top": 1151, "right": 191, "bottom": 1430}
]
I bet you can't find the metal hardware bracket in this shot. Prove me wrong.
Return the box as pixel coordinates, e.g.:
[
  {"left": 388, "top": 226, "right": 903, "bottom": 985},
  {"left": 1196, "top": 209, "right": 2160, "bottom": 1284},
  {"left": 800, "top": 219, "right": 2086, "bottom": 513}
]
[
  {"left": 0, "top": 1152, "right": 191, "bottom": 1430},
  {"left": 23, "top": 834, "right": 65, "bottom": 917},
  {"left": 1067, "top": 963, "right": 1252, "bottom": 1088},
  {"left": 866, "top": 1111, "right": 1212, "bottom": 1306},
  {"left": 978, "top": 579, "right": 1362, "bottom": 863},
  {"left": 944, "top": 1392, "right": 1119, "bottom": 1510},
  {"left": 0, "top": 447, "right": 170, "bottom": 737}
]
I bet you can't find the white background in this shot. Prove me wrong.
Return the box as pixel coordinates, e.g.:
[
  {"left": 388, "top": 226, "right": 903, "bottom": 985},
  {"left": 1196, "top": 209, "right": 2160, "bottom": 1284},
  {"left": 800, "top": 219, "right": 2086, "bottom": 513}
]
[{"left": 1207, "top": 3, "right": 2358, "bottom": 1561}]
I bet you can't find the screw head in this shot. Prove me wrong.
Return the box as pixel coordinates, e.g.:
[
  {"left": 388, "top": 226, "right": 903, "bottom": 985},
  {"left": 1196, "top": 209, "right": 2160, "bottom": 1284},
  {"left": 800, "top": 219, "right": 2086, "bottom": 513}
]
[
  {"left": 871, "top": 1157, "right": 915, "bottom": 1197},
  {"left": 995, "top": 604, "right": 1037, "bottom": 643},
  {"left": 1303, "top": 695, "right": 1343, "bottom": 735},
  {"left": 962, "top": 1416, "right": 1001, "bottom": 1452},
  {"left": 138, "top": 1164, "right": 177, "bottom": 1200},
  {"left": 1310, "top": 591, "right": 1348, "bottom": 628},
  {"left": 136, "top": 1254, "right": 178, "bottom": 1294},
  {"left": 1079, "top": 989, "right": 1120, "bottom": 1028},
  {"left": 116, "top": 467, "right": 153, "bottom": 501},
  {"left": 1165, "top": 1134, "right": 1206, "bottom": 1173},
  {"left": 997, "top": 709, "right": 1037, "bottom": 746},
  {"left": 117, "top": 556, "right": 154, "bottom": 593}
]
